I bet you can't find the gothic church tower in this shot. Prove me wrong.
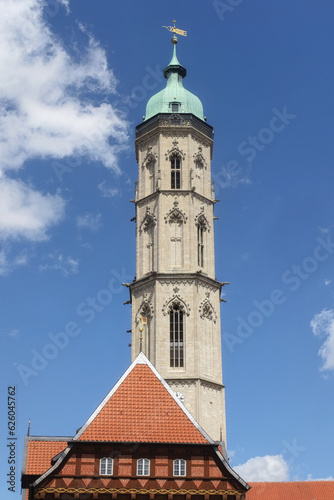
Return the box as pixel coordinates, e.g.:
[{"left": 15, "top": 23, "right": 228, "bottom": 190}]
[{"left": 130, "top": 35, "right": 227, "bottom": 447}]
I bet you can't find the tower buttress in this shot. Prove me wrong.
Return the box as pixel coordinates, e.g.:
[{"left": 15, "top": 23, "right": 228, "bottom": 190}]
[{"left": 130, "top": 35, "right": 226, "bottom": 447}]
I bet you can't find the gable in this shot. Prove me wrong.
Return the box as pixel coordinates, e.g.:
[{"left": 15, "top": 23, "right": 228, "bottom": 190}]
[{"left": 75, "top": 354, "right": 210, "bottom": 444}]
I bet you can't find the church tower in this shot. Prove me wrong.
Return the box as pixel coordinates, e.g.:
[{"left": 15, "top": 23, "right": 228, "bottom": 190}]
[{"left": 130, "top": 34, "right": 227, "bottom": 447}]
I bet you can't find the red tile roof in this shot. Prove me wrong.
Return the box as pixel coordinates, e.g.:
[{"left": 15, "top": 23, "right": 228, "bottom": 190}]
[
  {"left": 25, "top": 440, "right": 68, "bottom": 475},
  {"left": 76, "top": 361, "right": 209, "bottom": 443},
  {"left": 247, "top": 481, "right": 334, "bottom": 499}
]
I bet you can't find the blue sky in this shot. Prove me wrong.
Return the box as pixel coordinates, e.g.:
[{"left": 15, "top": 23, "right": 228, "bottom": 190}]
[{"left": 1, "top": 0, "right": 334, "bottom": 496}]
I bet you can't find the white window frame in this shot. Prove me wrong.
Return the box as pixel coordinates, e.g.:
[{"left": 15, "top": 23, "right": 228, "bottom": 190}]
[
  {"left": 100, "top": 457, "right": 113, "bottom": 475},
  {"left": 173, "top": 458, "right": 186, "bottom": 476},
  {"left": 137, "top": 457, "right": 150, "bottom": 476}
]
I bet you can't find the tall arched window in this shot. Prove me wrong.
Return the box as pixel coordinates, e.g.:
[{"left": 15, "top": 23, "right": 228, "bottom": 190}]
[
  {"left": 143, "top": 218, "right": 155, "bottom": 273},
  {"left": 140, "top": 303, "right": 152, "bottom": 359},
  {"left": 100, "top": 457, "right": 113, "bottom": 475},
  {"left": 170, "top": 303, "right": 184, "bottom": 368},
  {"left": 197, "top": 223, "right": 204, "bottom": 267},
  {"left": 196, "top": 215, "right": 207, "bottom": 268},
  {"left": 169, "top": 213, "right": 183, "bottom": 268},
  {"left": 147, "top": 159, "right": 155, "bottom": 193},
  {"left": 137, "top": 458, "right": 150, "bottom": 476},
  {"left": 171, "top": 154, "right": 181, "bottom": 189}
]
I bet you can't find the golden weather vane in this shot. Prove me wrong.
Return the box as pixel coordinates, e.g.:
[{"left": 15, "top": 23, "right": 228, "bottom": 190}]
[{"left": 162, "top": 19, "right": 187, "bottom": 37}]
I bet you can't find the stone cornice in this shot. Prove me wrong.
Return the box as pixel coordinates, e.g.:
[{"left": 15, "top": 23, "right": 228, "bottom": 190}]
[
  {"left": 129, "top": 272, "right": 223, "bottom": 293},
  {"left": 135, "top": 189, "right": 215, "bottom": 207},
  {"left": 166, "top": 378, "right": 225, "bottom": 390}
]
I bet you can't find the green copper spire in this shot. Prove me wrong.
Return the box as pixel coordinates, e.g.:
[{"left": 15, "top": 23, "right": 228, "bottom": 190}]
[{"left": 144, "top": 36, "right": 204, "bottom": 121}]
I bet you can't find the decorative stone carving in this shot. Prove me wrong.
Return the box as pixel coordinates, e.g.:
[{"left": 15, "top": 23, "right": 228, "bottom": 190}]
[
  {"left": 159, "top": 279, "right": 194, "bottom": 287},
  {"left": 165, "top": 139, "right": 186, "bottom": 161},
  {"left": 136, "top": 294, "right": 154, "bottom": 323},
  {"left": 193, "top": 146, "right": 207, "bottom": 169},
  {"left": 140, "top": 206, "right": 156, "bottom": 232},
  {"left": 167, "top": 379, "right": 195, "bottom": 389},
  {"left": 195, "top": 209, "right": 210, "bottom": 232},
  {"left": 164, "top": 199, "right": 187, "bottom": 224},
  {"left": 199, "top": 299, "right": 217, "bottom": 323},
  {"left": 142, "top": 146, "right": 157, "bottom": 170},
  {"left": 162, "top": 295, "right": 190, "bottom": 316}
]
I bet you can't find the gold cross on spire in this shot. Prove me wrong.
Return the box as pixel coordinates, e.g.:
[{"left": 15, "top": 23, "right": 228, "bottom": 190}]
[{"left": 162, "top": 20, "right": 187, "bottom": 37}]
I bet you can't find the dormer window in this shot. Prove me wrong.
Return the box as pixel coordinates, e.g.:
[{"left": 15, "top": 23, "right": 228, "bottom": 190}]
[{"left": 171, "top": 102, "right": 180, "bottom": 112}]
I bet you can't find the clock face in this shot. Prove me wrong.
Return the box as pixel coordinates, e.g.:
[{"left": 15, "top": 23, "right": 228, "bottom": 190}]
[{"left": 175, "top": 392, "right": 185, "bottom": 404}]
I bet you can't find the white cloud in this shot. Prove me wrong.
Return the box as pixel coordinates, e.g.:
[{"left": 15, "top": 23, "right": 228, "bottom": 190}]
[
  {"left": 0, "top": 0, "right": 129, "bottom": 270},
  {"left": 306, "top": 474, "right": 334, "bottom": 481},
  {"left": 98, "top": 180, "right": 122, "bottom": 198},
  {"left": 8, "top": 329, "right": 20, "bottom": 338},
  {"left": 318, "top": 226, "right": 330, "bottom": 234},
  {"left": 58, "top": 0, "right": 69, "bottom": 13},
  {"left": 0, "top": 0, "right": 128, "bottom": 174},
  {"left": 233, "top": 455, "right": 289, "bottom": 482},
  {"left": 76, "top": 213, "right": 102, "bottom": 231},
  {"left": 324, "top": 279, "right": 332, "bottom": 286},
  {"left": 0, "top": 245, "right": 28, "bottom": 275},
  {"left": 0, "top": 177, "right": 65, "bottom": 241},
  {"left": 311, "top": 308, "right": 334, "bottom": 372},
  {"left": 39, "top": 252, "right": 79, "bottom": 277}
]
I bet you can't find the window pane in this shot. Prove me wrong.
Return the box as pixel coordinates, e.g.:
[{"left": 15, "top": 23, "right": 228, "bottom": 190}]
[
  {"left": 176, "top": 171, "right": 180, "bottom": 189},
  {"left": 138, "top": 458, "right": 150, "bottom": 476},
  {"left": 106, "top": 458, "right": 112, "bottom": 475},
  {"left": 171, "top": 156, "right": 181, "bottom": 189},
  {"left": 170, "top": 306, "right": 184, "bottom": 367},
  {"left": 100, "top": 457, "right": 112, "bottom": 475},
  {"left": 174, "top": 459, "right": 186, "bottom": 476},
  {"left": 171, "top": 170, "right": 175, "bottom": 189}
]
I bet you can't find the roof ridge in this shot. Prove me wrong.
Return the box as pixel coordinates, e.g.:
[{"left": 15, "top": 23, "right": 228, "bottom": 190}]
[{"left": 25, "top": 436, "right": 71, "bottom": 441}]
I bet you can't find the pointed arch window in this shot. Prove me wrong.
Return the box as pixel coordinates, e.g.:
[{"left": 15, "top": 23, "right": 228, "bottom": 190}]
[
  {"left": 197, "top": 221, "right": 206, "bottom": 268},
  {"left": 100, "top": 457, "right": 113, "bottom": 475},
  {"left": 139, "top": 303, "right": 152, "bottom": 359},
  {"left": 147, "top": 159, "right": 155, "bottom": 193},
  {"left": 170, "top": 303, "right": 184, "bottom": 368},
  {"left": 137, "top": 458, "right": 150, "bottom": 476},
  {"left": 171, "top": 154, "right": 181, "bottom": 189},
  {"left": 143, "top": 217, "right": 155, "bottom": 273}
]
